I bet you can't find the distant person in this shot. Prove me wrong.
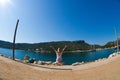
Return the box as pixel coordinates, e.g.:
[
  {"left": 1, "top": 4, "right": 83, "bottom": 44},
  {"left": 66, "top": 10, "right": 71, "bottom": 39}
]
[
  {"left": 29, "top": 58, "right": 36, "bottom": 63},
  {"left": 24, "top": 54, "right": 29, "bottom": 63},
  {"left": 50, "top": 45, "right": 67, "bottom": 63}
]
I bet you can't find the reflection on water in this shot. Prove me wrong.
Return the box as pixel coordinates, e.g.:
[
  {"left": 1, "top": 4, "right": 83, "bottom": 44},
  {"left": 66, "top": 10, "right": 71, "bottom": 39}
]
[{"left": 0, "top": 48, "right": 115, "bottom": 65}]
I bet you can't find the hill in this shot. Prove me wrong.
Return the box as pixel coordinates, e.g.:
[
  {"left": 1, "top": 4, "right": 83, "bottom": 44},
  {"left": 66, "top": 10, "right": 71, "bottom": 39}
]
[
  {"left": 103, "top": 40, "right": 120, "bottom": 48},
  {"left": 0, "top": 40, "right": 101, "bottom": 52},
  {"left": 0, "top": 40, "right": 12, "bottom": 49}
]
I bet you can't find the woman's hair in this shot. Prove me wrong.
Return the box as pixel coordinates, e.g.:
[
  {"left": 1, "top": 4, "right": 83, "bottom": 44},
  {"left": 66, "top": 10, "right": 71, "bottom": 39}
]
[{"left": 57, "top": 48, "right": 60, "bottom": 52}]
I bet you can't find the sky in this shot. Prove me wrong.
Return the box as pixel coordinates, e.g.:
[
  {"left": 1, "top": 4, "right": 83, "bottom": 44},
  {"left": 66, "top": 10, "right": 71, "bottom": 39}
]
[{"left": 0, "top": 0, "right": 120, "bottom": 45}]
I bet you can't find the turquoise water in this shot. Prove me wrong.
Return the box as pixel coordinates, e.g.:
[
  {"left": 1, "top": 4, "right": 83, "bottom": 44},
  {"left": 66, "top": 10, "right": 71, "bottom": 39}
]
[{"left": 0, "top": 48, "right": 116, "bottom": 65}]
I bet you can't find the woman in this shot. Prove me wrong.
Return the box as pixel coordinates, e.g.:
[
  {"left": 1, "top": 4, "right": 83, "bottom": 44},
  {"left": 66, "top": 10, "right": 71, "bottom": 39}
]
[
  {"left": 50, "top": 45, "right": 67, "bottom": 63},
  {"left": 24, "top": 54, "right": 29, "bottom": 63}
]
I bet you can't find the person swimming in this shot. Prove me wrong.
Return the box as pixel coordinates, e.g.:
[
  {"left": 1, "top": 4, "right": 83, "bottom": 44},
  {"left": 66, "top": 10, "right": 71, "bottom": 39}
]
[{"left": 50, "top": 45, "right": 67, "bottom": 63}]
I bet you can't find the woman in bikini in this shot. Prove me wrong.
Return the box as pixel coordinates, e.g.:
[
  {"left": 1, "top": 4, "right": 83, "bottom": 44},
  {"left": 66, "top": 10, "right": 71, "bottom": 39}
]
[{"left": 50, "top": 45, "right": 67, "bottom": 63}]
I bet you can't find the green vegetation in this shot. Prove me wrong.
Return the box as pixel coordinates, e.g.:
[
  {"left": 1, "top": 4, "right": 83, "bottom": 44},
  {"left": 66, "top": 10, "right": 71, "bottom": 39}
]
[
  {"left": 103, "top": 40, "right": 120, "bottom": 48},
  {"left": 0, "top": 40, "right": 117, "bottom": 52},
  {"left": 15, "top": 40, "right": 97, "bottom": 52}
]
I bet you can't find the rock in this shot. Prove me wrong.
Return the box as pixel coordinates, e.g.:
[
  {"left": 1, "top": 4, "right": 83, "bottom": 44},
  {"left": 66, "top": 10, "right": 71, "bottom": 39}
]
[
  {"left": 8, "top": 56, "right": 12, "bottom": 59},
  {"left": 95, "top": 60, "right": 98, "bottom": 62},
  {"left": 38, "top": 61, "right": 45, "bottom": 65},
  {"left": 15, "top": 59, "right": 22, "bottom": 62},
  {"left": 24, "top": 60, "right": 29, "bottom": 63},
  {"left": 0, "top": 54, "right": 3, "bottom": 56},
  {"left": 37, "top": 61, "right": 54, "bottom": 65},
  {"left": 52, "top": 62, "right": 64, "bottom": 66},
  {"left": 81, "top": 61, "right": 84, "bottom": 64},
  {"left": 108, "top": 53, "right": 117, "bottom": 58},
  {"left": 72, "top": 62, "right": 80, "bottom": 66},
  {"left": 44, "top": 61, "right": 53, "bottom": 65},
  {"left": 4, "top": 55, "right": 8, "bottom": 58},
  {"left": 33, "top": 61, "right": 37, "bottom": 64}
]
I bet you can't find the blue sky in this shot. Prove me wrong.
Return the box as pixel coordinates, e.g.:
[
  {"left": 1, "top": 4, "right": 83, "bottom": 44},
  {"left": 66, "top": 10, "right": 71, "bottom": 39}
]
[{"left": 0, "top": 0, "right": 120, "bottom": 45}]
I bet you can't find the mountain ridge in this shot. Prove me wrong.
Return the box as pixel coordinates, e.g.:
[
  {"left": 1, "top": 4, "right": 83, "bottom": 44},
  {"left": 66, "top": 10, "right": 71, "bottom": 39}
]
[{"left": 0, "top": 40, "right": 115, "bottom": 52}]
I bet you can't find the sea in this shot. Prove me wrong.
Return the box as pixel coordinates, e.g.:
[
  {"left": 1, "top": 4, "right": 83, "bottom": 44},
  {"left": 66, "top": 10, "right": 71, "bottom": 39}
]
[{"left": 0, "top": 48, "right": 116, "bottom": 65}]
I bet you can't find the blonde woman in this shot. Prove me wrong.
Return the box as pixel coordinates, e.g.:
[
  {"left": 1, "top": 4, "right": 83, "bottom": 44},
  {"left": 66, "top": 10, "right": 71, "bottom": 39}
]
[{"left": 50, "top": 45, "right": 67, "bottom": 63}]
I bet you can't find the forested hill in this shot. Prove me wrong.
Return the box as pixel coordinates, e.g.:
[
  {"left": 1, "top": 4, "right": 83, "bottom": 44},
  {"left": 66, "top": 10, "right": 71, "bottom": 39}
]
[
  {"left": 0, "top": 40, "right": 12, "bottom": 49},
  {"left": 0, "top": 40, "right": 101, "bottom": 52},
  {"left": 103, "top": 40, "right": 120, "bottom": 48}
]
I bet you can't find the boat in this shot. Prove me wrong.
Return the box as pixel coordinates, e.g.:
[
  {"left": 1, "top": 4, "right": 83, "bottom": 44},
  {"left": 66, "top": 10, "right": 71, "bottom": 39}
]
[
  {"left": 109, "top": 26, "right": 120, "bottom": 58},
  {"left": 114, "top": 26, "right": 120, "bottom": 54},
  {"left": 88, "top": 44, "right": 96, "bottom": 52}
]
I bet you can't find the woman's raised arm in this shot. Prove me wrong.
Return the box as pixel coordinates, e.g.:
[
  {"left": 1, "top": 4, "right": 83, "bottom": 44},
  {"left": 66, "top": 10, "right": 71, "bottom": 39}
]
[
  {"left": 61, "top": 45, "right": 67, "bottom": 53},
  {"left": 50, "top": 46, "right": 57, "bottom": 52}
]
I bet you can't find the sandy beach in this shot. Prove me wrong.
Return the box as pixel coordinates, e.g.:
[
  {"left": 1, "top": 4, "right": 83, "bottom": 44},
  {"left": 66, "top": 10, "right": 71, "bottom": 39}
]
[{"left": 0, "top": 54, "right": 120, "bottom": 80}]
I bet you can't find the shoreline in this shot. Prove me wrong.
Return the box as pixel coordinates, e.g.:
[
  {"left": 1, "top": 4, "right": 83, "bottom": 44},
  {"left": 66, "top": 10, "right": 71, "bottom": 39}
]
[
  {"left": 30, "top": 53, "right": 120, "bottom": 71},
  {"left": 0, "top": 52, "right": 119, "bottom": 71},
  {"left": 0, "top": 48, "right": 113, "bottom": 66},
  {"left": 0, "top": 52, "right": 120, "bottom": 80}
]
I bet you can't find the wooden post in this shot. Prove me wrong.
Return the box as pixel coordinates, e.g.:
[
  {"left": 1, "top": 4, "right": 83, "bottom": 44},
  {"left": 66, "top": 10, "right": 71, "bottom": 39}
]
[{"left": 12, "top": 19, "right": 19, "bottom": 60}]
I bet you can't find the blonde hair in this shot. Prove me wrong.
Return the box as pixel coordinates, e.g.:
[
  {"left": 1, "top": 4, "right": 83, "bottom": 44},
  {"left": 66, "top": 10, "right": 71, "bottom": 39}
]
[{"left": 57, "top": 48, "right": 60, "bottom": 52}]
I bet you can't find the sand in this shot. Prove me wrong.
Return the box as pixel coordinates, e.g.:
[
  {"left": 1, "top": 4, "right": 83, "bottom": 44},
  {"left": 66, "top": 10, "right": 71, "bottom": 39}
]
[{"left": 0, "top": 54, "right": 120, "bottom": 80}]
